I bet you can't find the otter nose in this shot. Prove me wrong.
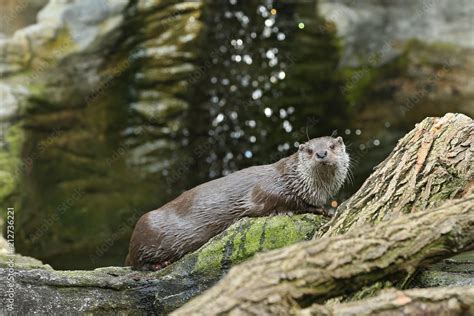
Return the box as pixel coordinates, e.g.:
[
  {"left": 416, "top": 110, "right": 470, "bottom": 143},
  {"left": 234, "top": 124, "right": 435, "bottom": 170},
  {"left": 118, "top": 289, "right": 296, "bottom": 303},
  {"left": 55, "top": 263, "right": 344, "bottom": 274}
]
[{"left": 316, "top": 150, "right": 327, "bottom": 159}]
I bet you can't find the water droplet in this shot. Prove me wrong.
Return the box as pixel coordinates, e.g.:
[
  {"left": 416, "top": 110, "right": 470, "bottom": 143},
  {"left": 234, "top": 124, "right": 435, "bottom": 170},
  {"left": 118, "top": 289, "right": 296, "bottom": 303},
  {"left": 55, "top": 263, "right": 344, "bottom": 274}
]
[
  {"left": 277, "top": 33, "right": 286, "bottom": 41},
  {"left": 265, "top": 19, "right": 274, "bottom": 27},
  {"left": 345, "top": 129, "right": 351, "bottom": 135},
  {"left": 250, "top": 136, "right": 256, "bottom": 143},
  {"left": 264, "top": 107, "right": 273, "bottom": 117},
  {"left": 373, "top": 139, "right": 380, "bottom": 146},
  {"left": 266, "top": 50, "right": 275, "bottom": 59},
  {"left": 283, "top": 120, "right": 292, "bottom": 132},
  {"left": 213, "top": 113, "right": 224, "bottom": 126},
  {"left": 355, "top": 129, "right": 362, "bottom": 135},
  {"left": 243, "top": 55, "right": 253, "bottom": 64},
  {"left": 258, "top": 5, "right": 268, "bottom": 17},
  {"left": 263, "top": 27, "right": 272, "bottom": 38},
  {"left": 298, "top": 22, "right": 305, "bottom": 29},
  {"left": 269, "top": 58, "right": 278, "bottom": 67},
  {"left": 244, "top": 150, "right": 253, "bottom": 158},
  {"left": 252, "top": 89, "right": 262, "bottom": 100},
  {"left": 278, "top": 71, "right": 286, "bottom": 80},
  {"left": 247, "top": 120, "right": 256, "bottom": 128}
]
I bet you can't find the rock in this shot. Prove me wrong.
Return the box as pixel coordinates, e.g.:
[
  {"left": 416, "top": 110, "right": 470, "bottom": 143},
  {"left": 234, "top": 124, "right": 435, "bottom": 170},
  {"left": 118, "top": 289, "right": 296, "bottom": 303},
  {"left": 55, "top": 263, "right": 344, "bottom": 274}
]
[
  {"left": 0, "top": 0, "right": 204, "bottom": 268},
  {"left": 0, "top": 213, "right": 327, "bottom": 314},
  {"left": 0, "top": 252, "right": 49, "bottom": 270},
  {"left": 410, "top": 250, "right": 474, "bottom": 288},
  {"left": 319, "top": 0, "right": 474, "bottom": 67}
]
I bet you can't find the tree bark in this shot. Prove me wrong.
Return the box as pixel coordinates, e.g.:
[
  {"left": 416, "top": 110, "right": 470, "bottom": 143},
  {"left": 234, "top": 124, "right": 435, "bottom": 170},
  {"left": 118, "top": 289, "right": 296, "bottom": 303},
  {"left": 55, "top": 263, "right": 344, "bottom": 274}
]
[
  {"left": 322, "top": 113, "right": 473, "bottom": 237},
  {"left": 299, "top": 286, "right": 474, "bottom": 316},
  {"left": 172, "top": 194, "right": 474, "bottom": 315}
]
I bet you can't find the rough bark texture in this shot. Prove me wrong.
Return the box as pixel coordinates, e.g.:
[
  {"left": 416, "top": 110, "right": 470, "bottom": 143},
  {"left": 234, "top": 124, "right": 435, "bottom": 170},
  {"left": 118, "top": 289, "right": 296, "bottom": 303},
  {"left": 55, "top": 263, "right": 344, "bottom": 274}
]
[
  {"left": 0, "top": 214, "right": 326, "bottom": 315},
  {"left": 323, "top": 113, "right": 473, "bottom": 237},
  {"left": 299, "top": 286, "right": 474, "bottom": 316},
  {"left": 173, "top": 194, "right": 474, "bottom": 315}
]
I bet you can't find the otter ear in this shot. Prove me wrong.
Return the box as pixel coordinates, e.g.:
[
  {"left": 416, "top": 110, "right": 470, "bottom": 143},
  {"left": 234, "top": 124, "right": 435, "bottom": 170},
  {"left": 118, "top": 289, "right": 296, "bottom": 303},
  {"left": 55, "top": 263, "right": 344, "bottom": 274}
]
[
  {"left": 299, "top": 144, "right": 305, "bottom": 151},
  {"left": 336, "top": 136, "right": 343, "bottom": 145}
]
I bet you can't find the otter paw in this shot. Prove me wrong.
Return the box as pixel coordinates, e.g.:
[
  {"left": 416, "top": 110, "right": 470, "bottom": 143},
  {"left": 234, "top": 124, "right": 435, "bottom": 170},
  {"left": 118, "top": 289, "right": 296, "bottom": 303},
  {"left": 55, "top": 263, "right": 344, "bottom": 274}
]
[
  {"left": 309, "top": 206, "right": 334, "bottom": 218},
  {"left": 152, "top": 261, "right": 171, "bottom": 271}
]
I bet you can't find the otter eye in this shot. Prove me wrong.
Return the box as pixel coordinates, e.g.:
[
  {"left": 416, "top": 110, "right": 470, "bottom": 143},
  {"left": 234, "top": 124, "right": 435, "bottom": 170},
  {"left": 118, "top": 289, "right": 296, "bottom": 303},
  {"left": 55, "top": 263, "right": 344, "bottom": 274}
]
[
  {"left": 306, "top": 148, "right": 313, "bottom": 155},
  {"left": 329, "top": 144, "right": 336, "bottom": 150}
]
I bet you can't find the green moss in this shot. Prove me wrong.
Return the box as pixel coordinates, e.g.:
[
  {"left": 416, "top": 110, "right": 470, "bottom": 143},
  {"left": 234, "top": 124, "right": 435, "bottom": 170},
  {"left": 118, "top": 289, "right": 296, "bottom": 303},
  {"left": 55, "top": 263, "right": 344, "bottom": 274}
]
[
  {"left": 193, "top": 214, "right": 327, "bottom": 274},
  {"left": 341, "top": 50, "right": 410, "bottom": 107},
  {"left": 40, "top": 28, "right": 78, "bottom": 61},
  {"left": 340, "top": 67, "right": 378, "bottom": 106},
  {"left": 0, "top": 252, "right": 51, "bottom": 270},
  {"left": 343, "top": 280, "right": 394, "bottom": 302},
  {"left": 0, "top": 123, "right": 24, "bottom": 208},
  {"left": 403, "top": 39, "right": 464, "bottom": 66},
  {"left": 193, "top": 231, "right": 228, "bottom": 274}
]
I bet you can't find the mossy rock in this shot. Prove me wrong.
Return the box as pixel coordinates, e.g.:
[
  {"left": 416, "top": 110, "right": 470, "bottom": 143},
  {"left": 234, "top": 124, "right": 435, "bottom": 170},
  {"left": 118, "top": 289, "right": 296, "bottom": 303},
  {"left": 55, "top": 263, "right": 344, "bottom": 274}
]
[{"left": 0, "top": 213, "right": 327, "bottom": 315}]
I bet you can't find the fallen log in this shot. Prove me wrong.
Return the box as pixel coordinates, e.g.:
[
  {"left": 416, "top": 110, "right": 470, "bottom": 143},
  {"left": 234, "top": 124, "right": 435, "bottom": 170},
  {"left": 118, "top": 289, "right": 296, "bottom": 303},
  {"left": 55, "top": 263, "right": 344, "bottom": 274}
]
[
  {"left": 173, "top": 194, "right": 474, "bottom": 315},
  {"left": 299, "top": 286, "right": 474, "bottom": 316}
]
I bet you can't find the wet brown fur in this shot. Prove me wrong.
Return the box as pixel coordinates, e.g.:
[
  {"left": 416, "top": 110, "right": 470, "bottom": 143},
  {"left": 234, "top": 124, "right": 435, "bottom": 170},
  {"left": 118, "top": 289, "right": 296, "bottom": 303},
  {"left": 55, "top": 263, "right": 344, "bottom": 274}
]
[{"left": 126, "top": 136, "right": 349, "bottom": 270}]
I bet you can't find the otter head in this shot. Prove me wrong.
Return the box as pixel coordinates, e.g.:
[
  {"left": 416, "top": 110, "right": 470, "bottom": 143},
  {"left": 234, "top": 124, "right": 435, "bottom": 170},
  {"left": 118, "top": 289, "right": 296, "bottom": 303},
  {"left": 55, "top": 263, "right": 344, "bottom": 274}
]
[{"left": 296, "top": 136, "right": 350, "bottom": 205}]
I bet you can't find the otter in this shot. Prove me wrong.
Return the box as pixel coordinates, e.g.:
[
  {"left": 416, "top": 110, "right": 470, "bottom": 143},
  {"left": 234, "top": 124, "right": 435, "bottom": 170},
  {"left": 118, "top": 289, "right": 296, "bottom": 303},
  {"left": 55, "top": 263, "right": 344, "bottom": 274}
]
[{"left": 126, "top": 136, "right": 349, "bottom": 270}]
